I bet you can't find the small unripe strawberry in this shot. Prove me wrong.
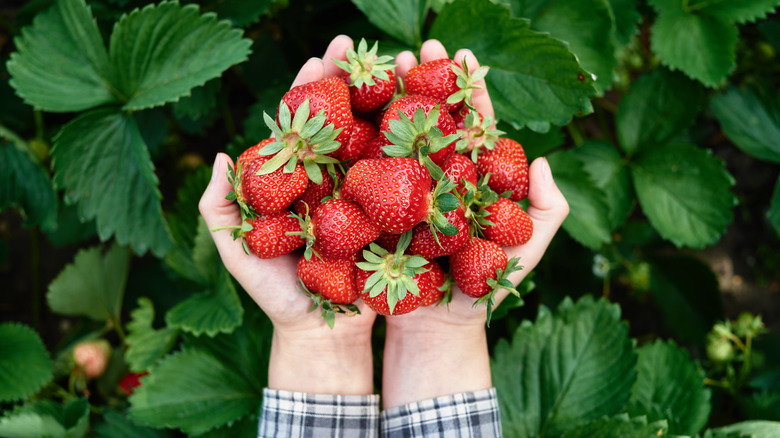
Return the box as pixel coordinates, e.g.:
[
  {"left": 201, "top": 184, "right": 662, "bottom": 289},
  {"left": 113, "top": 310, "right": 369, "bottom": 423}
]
[{"left": 73, "top": 340, "right": 111, "bottom": 379}]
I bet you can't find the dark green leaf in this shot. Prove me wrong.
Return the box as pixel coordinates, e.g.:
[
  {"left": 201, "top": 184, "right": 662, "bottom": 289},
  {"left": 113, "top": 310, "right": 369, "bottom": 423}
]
[
  {"left": 430, "top": 0, "right": 596, "bottom": 132},
  {"left": 630, "top": 143, "right": 735, "bottom": 248},
  {"left": 351, "top": 0, "right": 427, "bottom": 47},
  {"left": 770, "top": 177, "right": 780, "bottom": 236},
  {"left": 111, "top": 2, "right": 252, "bottom": 110},
  {"left": 710, "top": 421, "right": 780, "bottom": 437},
  {"left": 202, "top": 0, "right": 278, "bottom": 27},
  {"left": 165, "top": 269, "right": 244, "bottom": 337},
  {"left": 171, "top": 79, "right": 220, "bottom": 122},
  {"left": 128, "top": 348, "right": 262, "bottom": 435},
  {"left": 94, "top": 410, "right": 171, "bottom": 438},
  {"left": 571, "top": 140, "right": 633, "bottom": 230},
  {"left": 0, "top": 323, "right": 53, "bottom": 402},
  {"left": 47, "top": 242, "right": 130, "bottom": 321},
  {"left": 615, "top": 68, "right": 705, "bottom": 155},
  {"left": 0, "top": 412, "right": 65, "bottom": 437},
  {"left": 698, "top": 0, "right": 780, "bottom": 24},
  {"left": 499, "top": 123, "right": 564, "bottom": 162},
  {"left": 547, "top": 149, "right": 612, "bottom": 248},
  {"left": 125, "top": 298, "right": 178, "bottom": 373},
  {"left": 7, "top": 0, "right": 118, "bottom": 112},
  {"left": 0, "top": 125, "right": 57, "bottom": 230},
  {"left": 627, "top": 340, "right": 711, "bottom": 435},
  {"left": 606, "top": 0, "right": 641, "bottom": 46},
  {"left": 648, "top": 0, "right": 738, "bottom": 87},
  {"left": 560, "top": 414, "right": 668, "bottom": 438},
  {"left": 648, "top": 255, "right": 724, "bottom": 345},
  {"left": 710, "top": 85, "right": 780, "bottom": 164},
  {"left": 52, "top": 108, "right": 172, "bottom": 257},
  {"left": 492, "top": 296, "right": 637, "bottom": 437}
]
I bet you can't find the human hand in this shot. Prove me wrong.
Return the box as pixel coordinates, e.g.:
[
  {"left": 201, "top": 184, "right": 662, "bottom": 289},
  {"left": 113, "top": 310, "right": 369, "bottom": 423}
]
[
  {"left": 382, "top": 39, "right": 570, "bottom": 408},
  {"left": 199, "top": 35, "right": 376, "bottom": 395}
]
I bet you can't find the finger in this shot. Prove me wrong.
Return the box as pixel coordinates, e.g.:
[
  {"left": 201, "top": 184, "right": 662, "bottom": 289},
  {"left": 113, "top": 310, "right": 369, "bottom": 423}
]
[
  {"left": 419, "top": 39, "right": 448, "bottom": 63},
  {"left": 452, "top": 48, "right": 495, "bottom": 122},
  {"left": 291, "top": 57, "right": 325, "bottom": 88},
  {"left": 321, "top": 34, "right": 354, "bottom": 78},
  {"left": 395, "top": 50, "right": 418, "bottom": 80}
]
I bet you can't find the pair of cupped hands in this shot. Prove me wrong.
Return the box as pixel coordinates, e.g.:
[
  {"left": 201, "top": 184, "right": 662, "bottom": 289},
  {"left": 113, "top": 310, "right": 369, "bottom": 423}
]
[{"left": 199, "top": 35, "right": 569, "bottom": 405}]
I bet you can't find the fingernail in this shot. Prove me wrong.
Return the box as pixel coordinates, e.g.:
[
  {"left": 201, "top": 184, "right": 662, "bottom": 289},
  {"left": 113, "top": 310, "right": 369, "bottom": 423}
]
[
  {"left": 541, "top": 157, "right": 552, "bottom": 185},
  {"left": 211, "top": 154, "right": 222, "bottom": 181}
]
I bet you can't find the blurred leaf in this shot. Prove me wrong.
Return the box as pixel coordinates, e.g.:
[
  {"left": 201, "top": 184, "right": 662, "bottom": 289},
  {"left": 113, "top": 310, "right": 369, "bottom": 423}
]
[
  {"left": 0, "top": 412, "right": 66, "bottom": 437},
  {"left": 165, "top": 269, "right": 244, "bottom": 337},
  {"left": 0, "top": 125, "right": 57, "bottom": 231},
  {"left": 606, "top": 0, "right": 641, "bottom": 46},
  {"left": 710, "top": 85, "right": 780, "bottom": 164},
  {"left": 61, "top": 398, "right": 90, "bottom": 438},
  {"left": 740, "top": 390, "right": 780, "bottom": 421},
  {"left": 492, "top": 296, "right": 637, "bottom": 437},
  {"left": 0, "top": 323, "right": 53, "bottom": 402},
  {"left": 627, "top": 340, "right": 711, "bottom": 435},
  {"left": 430, "top": 0, "right": 596, "bottom": 132},
  {"left": 698, "top": 0, "right": 780, "bottom": 24},
  {"left": 129, "top": 348, "right": 262, "bottom": 435},
  {"left": 125, "top": 298, "right": 179, "bottom": 373},
  {"left": 547, "top": 149, "right": 613, "bottom": 249},
  {"left": 194, "top": 414, "right": 259, "bottom": 438},
  {"left": 647, "top": 0, "right": 738, "bottom": 87},
  {"left": 201, "top": 0, "right": 278, "bottom": 27},
  {"left": 351, "top": 0, "right": 427, "bottom": 47},
  {"left": 47, "top": 242, "right": 130, "bottom": 321},
  {"left": 709, "top": 420, "right": 780, "bottom": 437},
  {"left": 111, "top": 2, "right": 252, "bottom": 111},
  {"left": 94, "top": 410, "right": 171, "bottom": 438},
  {"left": 560, "top": 414, "right": 668, "bottom": 438},
  {"left": 7, "top": 0, "right": 118, "bottom": 112},
  {"left": 171, "top": 79, "right": 220, "bottom": 122},
  {"left": 0, "top": 398, "right": 89, "bottom": 438},
  {"left": 615, "top": 68, "right": 705, "bottom": 155},
  {"left": 572, "top": 139, "right": 633, "bottom": 230},
  {"left": 518, "top": 0, "right": 619, "bottom": 94},
  {"left": 44, "top": 203, "right": 97, "bottom": 247},
  {"left": 631, "top": 143, "right": 735, "bottom": 248},
  {"left": 52, "top": 108, "right": 172, "bottom": 257},
  {"left": 648, "top": 255, "right": 724, "bottom": 345},
  {"left": 770, "top": 177, "right": 780, "bottom": 236},
  {"left": 498, "top": 123, "right": 565, "bottom": 162}
]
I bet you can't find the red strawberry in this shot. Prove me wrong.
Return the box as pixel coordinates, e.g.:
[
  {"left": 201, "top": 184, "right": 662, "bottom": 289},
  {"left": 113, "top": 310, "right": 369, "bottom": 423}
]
[
  {"left": 476, "top": 137, "right": 529, "bottom": 201},
  {"left": 442, "top": 152, "right": 478, "bottom": 195},
  {"left": 341, "top": 157, "right": 432, "bottom": 234},
  {"left": 409, "top": 205, "right": 470, "bottom": 259},
  {"left": 335, "top": 39, "right": 397, "bottom": 112},
  {"left": 281, "top": 76, "right": 353, "bottom": 147},
  {"left": 380, "top": 95, "right": 459, "bottom": 168},
  {"left": 118, "top": 371, "right": 148, "bottom": 396},
  {"left": 297, "top": 255, "right": 359, "bottom": 304},
  {"left": 419, "top": 260, "right": 449, "bottom": 307},
  {"left": 292, "top": 167, "right": 341, "bottom": 217},
  {"left": 359, "top": 135, "right": 389, "bottom": 160},
  {"left": 241, "top": 213, "right": 305, "bottom": 259},
  {"left": 238, "top": 154, "right": 308, "bottom": 215},
  {"left": 404, "top": 57, "right": 490, "bottom": 114},
  {"left": 331, "top": 116, "right": 378, "bottom": 165},
  {"left": 300, "top": 198, "right": 381, "bottom": 260},
  {"left": 238, "top": 138, "right": 275, "bottom": 165},
  {"left": 482, "top": 198, "right": 533, "bottom": 247},
  {"left": 358, "top": 267, "right": 426, "bottom": 315}
]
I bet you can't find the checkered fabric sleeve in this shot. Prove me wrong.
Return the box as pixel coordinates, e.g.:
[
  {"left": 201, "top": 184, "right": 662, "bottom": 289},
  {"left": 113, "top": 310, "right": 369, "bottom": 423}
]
[
  {"left": 258, "top": 389, "right": 381, "bottom": 437},
  {"left": 380, "top": 388, "right": 502, "bottom": 438}
]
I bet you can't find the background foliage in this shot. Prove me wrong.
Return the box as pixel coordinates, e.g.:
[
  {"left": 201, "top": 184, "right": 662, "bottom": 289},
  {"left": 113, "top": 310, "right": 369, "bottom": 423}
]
[{"left": 1, "top": 0, "right": 779, "bottom": 436}]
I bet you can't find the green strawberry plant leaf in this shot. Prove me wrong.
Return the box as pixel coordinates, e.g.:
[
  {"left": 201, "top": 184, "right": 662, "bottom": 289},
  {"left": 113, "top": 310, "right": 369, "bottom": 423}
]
[
  {"left": 499, "top": 123, "right": 565, "bottom": 162},
  {"left": 0, "top": 398, "right": 89, "bottom": 438},
  {"left": 606, "top": 0, "right": 641, "bottom": 46},
  {"left": 710, "top": 85, "right": 780, "bottom": 164},
  {"left": 770, "top": 178, "right": 780, "bottom": 236},
  {"left": 696, "top": 0, "right": 780, "bottom": 24},
  {"left": 627, "top": 340, "right": 711, "bottom": 435},
  {"left": 198, "top": 0, "right": 279, "bottom": 27},
  {"left": 128, "top": 348, "right": 261, "bottom": 436},
  {"left": 164, "top": 269, "right": 244, "bottom": 337},
  {"left": 513, "top": 0, "right": 619, "bottom": 94},
  {"left": 52, "top": 108, "right": 172, "bottom": 257},
  {"left": 491, "top": 296, "right": 637, "bottom": 437},
  {"left": 647, "top": 255, "right": 725, "bottom": 345},
  {"left": 572, "top": 140, "right": 634, "bottom": 230},
  {"left": 559, "top": 414, "right": 668, "bottom": 438},
  {"left": 547, "top": 149, "right": 613, "bottom": 249},
  {"left": 0, "top": 125, "right": 57, "bottom": 231},
  {"left": 630, "top": 143, "right": 736, "bottom": 248},
  {"left": 6, "top": 0, "right": 117, "bottom": 112},
  {"left": 430, "top": 0, "right": 596, "bottom": 132},
  {"left": 351, "top": 0, "right": 427, "bottom": 47},
  {"left": 125, "top": 298, "right": 179, "bottom": 373},
  {"left": 0, "top": 323, "right": 53, "bottom": 402},
  {"left": 46, "top": 242, "right": 130, "bottom": 322},
  {"left": 194, "top": 414, "right": 259, "bottom": 438},
  {"left": 707, "top": 420, "right": 780, "bottom": 437},
  {"left": 615, "top": 68, "right": 706, "bottom": 156},
  {"left": 111, "top": 2, "right": 251, "bottom": 111},
  {"left": 94, "top": 409, "right": 172, "bottom": 438}
]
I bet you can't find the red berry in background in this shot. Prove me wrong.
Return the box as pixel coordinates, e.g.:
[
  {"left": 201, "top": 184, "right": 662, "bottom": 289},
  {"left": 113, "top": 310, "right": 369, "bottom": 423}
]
[
  {"left": 476, "top": 137, "right": 529, "bottom": 201},
  {"left": 118, "top": 371, "right": 149, "bottom": 396},
  {"left": 358, "top": 135, "right": 390, "bottom": 161},
  {"left": 331, "top": 116, "right": 378, "bottom": 165},
  {"left": 73, "top": 340, "right": 111, "bottom": 379},
  {"left": 292, "top": 167, "right": 341, "bottom": 217}
]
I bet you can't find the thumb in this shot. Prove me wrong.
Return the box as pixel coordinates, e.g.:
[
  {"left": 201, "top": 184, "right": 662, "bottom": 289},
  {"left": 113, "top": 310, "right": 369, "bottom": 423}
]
[{"left": 199, "top": 153, "right": 245, "bottom": 266}]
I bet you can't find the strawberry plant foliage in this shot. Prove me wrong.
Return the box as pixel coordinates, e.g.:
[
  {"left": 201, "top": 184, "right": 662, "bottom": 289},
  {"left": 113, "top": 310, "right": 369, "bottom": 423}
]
[
  {"left": 0, "top": 323, "right": 53, "bottom": 403},
  {"left": 125, "top": 298, "right": 179, "bottom": 373}
]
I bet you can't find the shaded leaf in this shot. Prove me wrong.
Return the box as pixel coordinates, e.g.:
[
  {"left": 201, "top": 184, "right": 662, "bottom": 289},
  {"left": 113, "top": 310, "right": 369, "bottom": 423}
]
[
  {"left": 709, "top": 420, "right": 780, "bottom": 437},
  {"left": 560, "top": 414, "right": 668, "bottom": 438},
  {"left": 165, "top": 269, "right": 244, "bottom": 337},
  {"left": 701, "top": 0, "right": 780, "bottom": 24},
  {"left": 606, "top": 0, "right": 641, "bottom": 46},
  {"left": 125, "top": 298, "right": 179, "bottom": 373},
  {"left": 0, "top": 323, "right": 53, "bottom": 402},
  {"left": 351, "top": 0, "right": 427, "bottom": 47},
  {"left": 572, "top": 140, "right": 633, "bottom": 230},
  {"left": 770, "top": 177, "right": 780, "bottom": 236},
  {"left": 94, "top": 410, "right": 171, "bottom": 438},
  {"left": 710, "top": 85, "right": 780, "bottom": 164}
]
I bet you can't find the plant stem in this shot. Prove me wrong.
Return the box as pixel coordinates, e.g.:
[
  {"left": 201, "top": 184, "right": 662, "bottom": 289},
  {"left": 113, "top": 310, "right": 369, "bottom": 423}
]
[{"left": 565, "top": 121, "right": 585, "bottom": 147}]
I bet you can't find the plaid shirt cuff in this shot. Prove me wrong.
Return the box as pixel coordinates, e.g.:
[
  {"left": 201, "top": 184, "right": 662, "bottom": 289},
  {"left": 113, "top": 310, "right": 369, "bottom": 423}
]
[
  {"left": 380, "top": 388, "right": 502, "bottom": 437},
  {"left": 258, "top": 388, "right": 380, "bottom": 437}
]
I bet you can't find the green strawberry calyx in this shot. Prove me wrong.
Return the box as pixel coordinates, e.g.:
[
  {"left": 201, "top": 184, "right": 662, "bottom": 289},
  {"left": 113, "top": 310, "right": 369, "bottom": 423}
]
[
  {"left": 455, "top": 109, "right": 504, "bottom": 161},
  {"left": 298, "top": 278, "right": 360, "bottom": 330},
  {"left": 355, "top": 231, "right": 429, "bottom": 314},
  {"left": 259, "top": 99, "right": 343, "bottom": 185},
  {"left": 333, "top": 38, "right": 396, "bottom": 88},
  {"left": 447, "top": 56, "right": 490, "bottom": 108},
  {"left": 474, "top": 256, "right": 524, "bottom": 327}
]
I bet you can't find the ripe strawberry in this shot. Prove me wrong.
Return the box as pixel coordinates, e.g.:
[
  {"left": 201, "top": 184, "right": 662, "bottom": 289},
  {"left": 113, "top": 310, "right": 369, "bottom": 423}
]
[
  {"left": 331, "top": 116, "right": 378, "bottom": 165},
  {"left": 419, "top": 260, "right": 449, "bottom": 307},
  {"left": 409, "top": 205, "right": 470, "bottom": 259},
  {"left": 297, "top": 255, "right": 359, "bottom": 304},
  {"left": 482, "top": 198, "right": 533, "bottom": 247},
  {"left": 239, "top": 213, "right": 305, "bottom": 259},
  {"left": 281, "top": 76, "right": 353, "bottom": 148},
  {"left": 238, "top": 138, "right": 275, "bottom": 165},
  {"left": 236, "top": 154, "right": 308, "bottom": 215},
  {"left": 341, "top": 157, "right": 432, "bottom": 234},
  {"left": 404, "top": 57, "right": 490, "bottom": 114},
  {"left": 292, "top": 167, "right": 340, "bottom": 217},
  {"left": 380, "top": 95, "right": 459, "bottom": 168},
  {"left": 359, "top": 135, "right": 389, "bottom": 160},
  {"left": 476, "top": 137, "right": 530, "bottom": 201},
  {"left": 334, "top": 39, "right": 397, "bottom": 112},
  {"left": 442, "top": 152, "right": 478, "bottom": 195},
  {"left": 294, "top": 198, "right": 381, "bottom": 260},
  {"left": 118, "top": 371, "right": 148, "bottom": 396},
  {"left": 73, "top": 340, "right": 111, "bottom": 379}
]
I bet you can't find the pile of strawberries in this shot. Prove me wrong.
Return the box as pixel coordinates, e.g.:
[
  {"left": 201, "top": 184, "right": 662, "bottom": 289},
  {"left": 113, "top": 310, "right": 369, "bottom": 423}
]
[{"left": 223, "top": 40, "right": 533, "bottom": 325}]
